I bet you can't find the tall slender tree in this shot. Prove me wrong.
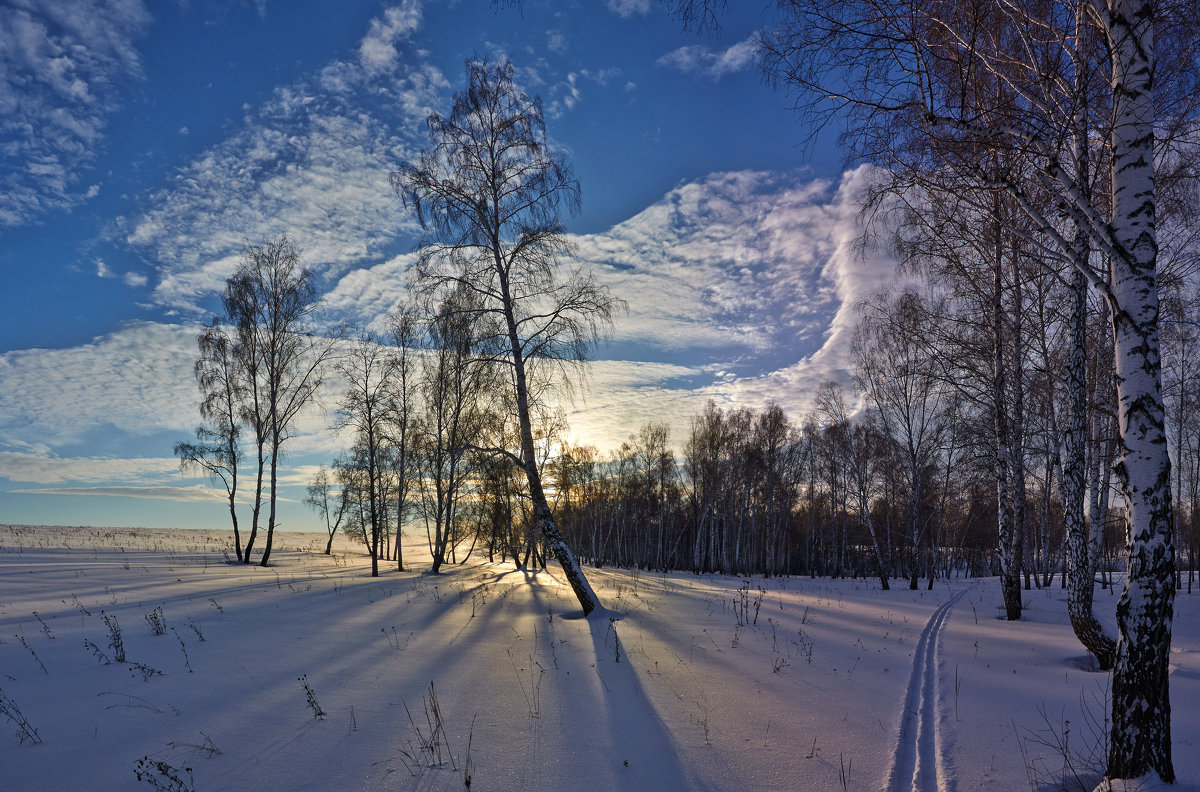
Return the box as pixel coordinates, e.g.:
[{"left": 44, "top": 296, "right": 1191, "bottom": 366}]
[
  {"left": 393, "top": 59, "right": 619, "bottom": 616},
  {"left": 224, "top": 236, "right": 338, "bottom": 567},
  {"left": 176, "top": 319, "right": 246, "bottom": 561}
]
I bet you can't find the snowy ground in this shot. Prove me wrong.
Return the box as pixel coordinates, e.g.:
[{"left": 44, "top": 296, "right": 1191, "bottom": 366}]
[{"left": 1, "top": 525, "right": 1198, "bottom": 791}]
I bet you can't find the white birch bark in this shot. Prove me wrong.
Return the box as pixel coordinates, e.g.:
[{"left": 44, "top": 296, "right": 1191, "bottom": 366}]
[{"left": 1100, "top": 0, "right": 1176, "bottom": 781}]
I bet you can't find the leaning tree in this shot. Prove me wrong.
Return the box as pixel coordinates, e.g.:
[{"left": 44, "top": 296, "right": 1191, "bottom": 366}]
[{"left": 392, "top": 59, "right": 620, "bottom": 616}]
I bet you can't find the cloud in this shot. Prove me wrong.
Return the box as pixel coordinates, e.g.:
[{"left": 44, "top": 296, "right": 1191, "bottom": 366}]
[
  {"left": 0, "top": 452, "right": 181, "bottom": 485},
  {"left": 122, "top": 3, "right": 445, "bottom": 313},
  {"left": 605, "top": 0, "right": 651, "bottom": 18},
  {"left": 1, "top": 168, "right": 902, "bottom": 487},
  {"left": 657, "top": 33, "right": 759, "bottom": 80},
  {"left": 319, "top": 168, "right": 904, "bottom": 450},
  {"left": 0, "top": 322, "right": 199, "bottom": 449},
  {"left": 358, "top": 1, "right": 422, "bottom": 75},
  {"left": 542, "top": 68, "right": 622, "bottom": 118},
  {"left": 565, "top": 166, "right": 904, "bottom": 445},
  {"left": 556, "top": 359, "right": 713, "bottom": 451},
  {"left": 0, "top": 0, "right": 151, "bottom": 226},
  {"left": 575, "top": 170, "right": 844, "bottom": 358},
  {"left": 701, "top": 165, "right": 910, "bottom": 417},
  {"left": 12, "top": 484, "right": 227, "bottom": 503},
  {"left": 547, "top": 29, "right": 568, "bottom": 54}
]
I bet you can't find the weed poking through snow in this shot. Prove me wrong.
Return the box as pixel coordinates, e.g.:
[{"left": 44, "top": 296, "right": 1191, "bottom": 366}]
[
  {"left": 103, "top": 614, "right": 126, "bottom": 662},
  {"left": 85, "top": 638, "right": 111, "bottom": 664},
  {"left": 1018, "top": 683, "right": 1111, "bottom": 792},
  {"left": 299, "top": 675, "right": 325, "bottom": 719},
  {"left": 399, "top": 682, "right": 457, "bottom": 772},
  {"left": 16, "top": 633, "right": 47, "bottom": 674},
  {"left": 184, "top": 618, "right": 204, "bottom": 642},
  {"left": 144, "top": 607, "right": 166, "bottom": 636},
  {"left": 130, "top": 662, "right": 163, "bottom": 682},
  {"left": 0, "top": 687, "right": 41, "bottom": 744},
  {"left": 33, "top": 611, "right": 53, "bottom": 638},
  {"left": 133, "top": 756, "right": 194, "bottom": 792},
  {"left": 171, "top": 628, "right": 192, "bottom": 672}
]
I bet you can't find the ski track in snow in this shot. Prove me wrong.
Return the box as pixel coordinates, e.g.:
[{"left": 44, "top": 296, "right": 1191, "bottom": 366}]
[{"left": 884, "top": 586, "right": 971, "bottom": 792}]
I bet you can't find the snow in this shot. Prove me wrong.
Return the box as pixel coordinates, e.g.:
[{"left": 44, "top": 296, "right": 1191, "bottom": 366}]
[{"left": 1, "top": 525, "right": 1198, "bottom": 791}]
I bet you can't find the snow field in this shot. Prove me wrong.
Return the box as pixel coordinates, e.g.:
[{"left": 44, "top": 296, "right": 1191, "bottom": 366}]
[{"left": 0, "top": 525, "right": 1198, "bottom": 791}]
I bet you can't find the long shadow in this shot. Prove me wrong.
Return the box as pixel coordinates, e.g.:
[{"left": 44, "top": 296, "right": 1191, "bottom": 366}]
[{"left": 579, "top": 610, "right": 715, "bottom": 792}]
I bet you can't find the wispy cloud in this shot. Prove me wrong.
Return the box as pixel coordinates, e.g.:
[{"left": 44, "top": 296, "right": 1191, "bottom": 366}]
[
  {"left": 567, "top": 166, "right": 903, "bottom": 447},
  {"left": 605, "top": 0, "right": 651, "bottom": 18},
  {"left": 359, "top": 1, "right": 422, "bottom": 75},
  {"left": 0, "top": 0, "right": 151, "bottom": 226},
  {"left": 576, "top": 170, "right": 843, "bottom": 358},
  {"left": 657, "top": 33, "right": 759, "bottom": 80},
  {"left": 319, "top": 168, "right": 903, "bottom": 450},
  {"left": 12, "top": 484, "right": 227, "bottom": 503},
  {"left": 0, "top": 452, "right": 181, "bottom": 485},
  {"left": 0, "top": 321, "right": 198, "bottom": 449},
  {"left": 122, "top": 2, "right": 444, "bottom": 312}
]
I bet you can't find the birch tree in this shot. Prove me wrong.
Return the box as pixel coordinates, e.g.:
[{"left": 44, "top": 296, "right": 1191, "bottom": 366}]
[
  {"left": 225, "top": 236, "right": 338, "bottom": 567},
  {"left": 335, "top": 332, "right": 398, "bottom": 577},
  {"left": 759, "top": 0, "right": 1184, "bottom": 780},
  {"left": 176, "top": 319, "right": 246, "bottom": 561},
  {"left": 392, "top": 59, "right": 619, "bottom": 615}
]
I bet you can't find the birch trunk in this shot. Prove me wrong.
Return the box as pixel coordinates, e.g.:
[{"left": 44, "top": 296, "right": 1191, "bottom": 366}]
[
  {"left": 503, "top": 275, "right": 601, "bottom": 616},
  {"left": 1102, "top": 0, "right": 1175, "bottom": 781},
  {"left": 1066, "top": 264, "right": 1119, "bottom": 668}
]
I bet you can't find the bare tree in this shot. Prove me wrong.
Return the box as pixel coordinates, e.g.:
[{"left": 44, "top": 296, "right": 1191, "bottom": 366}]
[
  {"left": 414, "top": 293, "right": 493, "bottom": 574},
  {"left": 335, "top": 331, "right": 399, "bottom": 576},
  {"left": 304, "top": 465, "right": 350, "bottom": 555},
  {"left": 815, "top": 381, "right": 891, "bottom": 589},
  {"left": 387, "top": 306, "right": 421, "bottom": 572},
  {"left": 176, "top": 319, "right": 246, "bottom": 561},
  {"left": 393, "top": 59, "right": 620, "bottom": 616},
  {"left": 224, "top": 236, "right": 338, "bottom": 567}
]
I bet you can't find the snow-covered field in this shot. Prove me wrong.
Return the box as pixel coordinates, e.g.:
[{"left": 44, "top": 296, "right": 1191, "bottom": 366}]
[{"left": 1, "top": 525, "right": 1198, "bottom": 791}]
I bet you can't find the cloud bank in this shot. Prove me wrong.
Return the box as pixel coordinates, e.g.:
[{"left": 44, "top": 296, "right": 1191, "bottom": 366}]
[{"left": 0, "top": 167, "right": 900, "bottom": 487}]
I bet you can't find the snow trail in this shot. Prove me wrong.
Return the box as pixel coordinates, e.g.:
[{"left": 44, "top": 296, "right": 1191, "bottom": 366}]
[{"left": 884, "top": 587, "right": 970, "bottom": 792}]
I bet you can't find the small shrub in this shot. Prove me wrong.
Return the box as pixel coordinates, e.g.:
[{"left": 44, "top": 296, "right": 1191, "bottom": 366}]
[
  {"left": 85, "top": 638, "right": 111, "bottom": 665},
  {"left": 133, "top": 757, "right": 194, "bottom": 792},
  {"left": 144, "top": 607, "right": 166, "bottom": 636},
  {"left": 299, "top": 675, "right": 325, "bottom": 719},
  {"left": 0, "top": 688, "right": 41, "bottom": 744},
  {"left": 103, "top": 614, "right": 126, "bottom": 662}
]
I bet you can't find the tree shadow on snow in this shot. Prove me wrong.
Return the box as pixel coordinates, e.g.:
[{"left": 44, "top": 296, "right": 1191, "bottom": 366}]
[{"left": 580, "top": 611, "right": 715, "bottom": 792}]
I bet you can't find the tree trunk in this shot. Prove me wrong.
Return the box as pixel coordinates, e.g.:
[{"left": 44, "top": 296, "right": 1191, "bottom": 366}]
[
  {"left": 1103, "top": 0, "right": 1175, "bottom": 781},
  {"left": 1066, "top": 261, "right": 1118, "bottom": 669},
  {"left": 504, "top": 294, "right": 601, "bottom": 615},
  {"left": 993, "top": 219, "right": 1022, "bottom": 620},
  {"left": 260, "top": 430, "right": 279, "bottom": 568}
]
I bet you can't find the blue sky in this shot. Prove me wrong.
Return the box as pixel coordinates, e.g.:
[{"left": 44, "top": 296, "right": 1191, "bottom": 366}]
[{"left": 0, "top": 0, "right": 901, "bottom": 531}]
